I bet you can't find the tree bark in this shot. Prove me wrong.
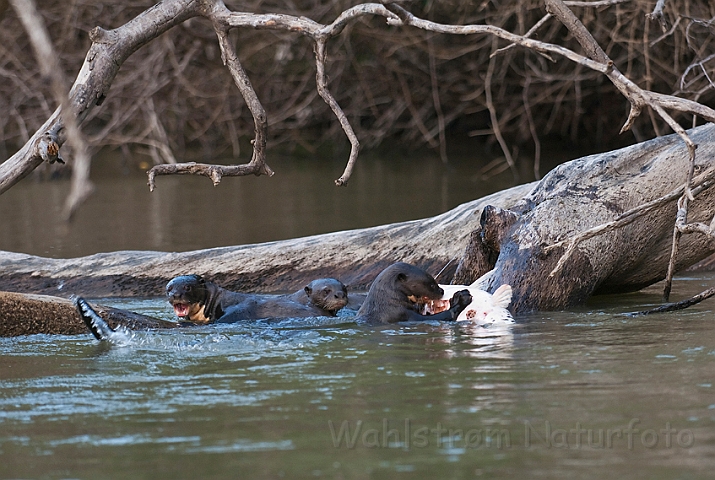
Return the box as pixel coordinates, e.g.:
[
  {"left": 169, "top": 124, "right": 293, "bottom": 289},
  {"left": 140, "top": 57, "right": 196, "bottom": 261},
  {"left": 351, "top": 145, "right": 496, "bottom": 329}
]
[{"left": 454, "top": 123, "right": 715, "bottom": 312}]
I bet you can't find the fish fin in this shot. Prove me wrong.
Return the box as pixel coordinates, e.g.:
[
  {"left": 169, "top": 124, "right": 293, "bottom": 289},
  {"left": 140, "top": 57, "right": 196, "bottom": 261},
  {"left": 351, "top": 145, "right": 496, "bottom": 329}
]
[
  {"left": 469, "top": 269, "right": 494, "bottom": 290},
  {"left": 74, "top": 297, "right": 115, "bottom": 341},
  {"left": 491, "top": 284, "right": 512, "bottom": 309}
]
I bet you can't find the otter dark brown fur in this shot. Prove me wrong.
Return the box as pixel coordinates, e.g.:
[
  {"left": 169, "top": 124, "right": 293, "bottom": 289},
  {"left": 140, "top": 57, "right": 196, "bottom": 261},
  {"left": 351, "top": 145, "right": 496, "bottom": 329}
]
[
  {"left": 166, "top": 275, "right": 349, "bottom": 324},
  {"left": 354, "top": 262, "right": 472, "bottom": 325}
]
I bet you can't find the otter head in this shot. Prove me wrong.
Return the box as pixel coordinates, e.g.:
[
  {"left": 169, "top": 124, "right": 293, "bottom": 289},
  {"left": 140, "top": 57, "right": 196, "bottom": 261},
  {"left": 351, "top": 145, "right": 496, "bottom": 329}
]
[
  {"left": 389, "top": 262, "right": 444, "bottom": 303},
  {"left": 305, "top": 278, "right": 348, "bottom": 315},
  {"left": 166, "top": 274, "right": 211, "bottom": 323}
]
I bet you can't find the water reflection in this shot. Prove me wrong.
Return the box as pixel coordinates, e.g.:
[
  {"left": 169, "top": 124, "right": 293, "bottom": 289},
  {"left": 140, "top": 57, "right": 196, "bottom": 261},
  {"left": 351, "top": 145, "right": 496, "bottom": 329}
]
[{"left": 0, "top": 153, "right": 514, "bottom": 258}]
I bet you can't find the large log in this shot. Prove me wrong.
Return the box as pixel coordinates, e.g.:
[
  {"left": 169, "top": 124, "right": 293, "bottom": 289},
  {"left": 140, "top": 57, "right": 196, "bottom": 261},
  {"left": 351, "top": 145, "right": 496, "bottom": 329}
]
[
  {"left": 454, "top": 123, "right": 715, "bottom": 312},
  {"left": 1, "top": 124, "right": 714, "bottom": 318},
  {"left": 0, "top": 182, "right": 535, "bottom": 298}
]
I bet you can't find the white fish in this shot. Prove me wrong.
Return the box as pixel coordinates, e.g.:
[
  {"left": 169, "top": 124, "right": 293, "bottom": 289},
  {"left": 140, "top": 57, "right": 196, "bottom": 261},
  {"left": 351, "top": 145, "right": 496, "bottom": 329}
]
[{"left": 425, "top": 281, "right": 514, "bottom": 325}]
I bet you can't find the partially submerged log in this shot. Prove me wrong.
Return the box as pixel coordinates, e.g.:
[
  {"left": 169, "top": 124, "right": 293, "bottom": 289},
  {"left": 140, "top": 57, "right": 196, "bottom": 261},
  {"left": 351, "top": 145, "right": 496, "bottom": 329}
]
[
  {"left": 0, "top": 291, "right": 177, "bottom": 337},
  {"left": 1, "top": 124, "right": 715, "bottom": 321},
  {"left": 454, "top": 123, "right": 715, "bottom": 312},
  {"left": 0, "top": 181, "right": 535, "bottom": 299}
]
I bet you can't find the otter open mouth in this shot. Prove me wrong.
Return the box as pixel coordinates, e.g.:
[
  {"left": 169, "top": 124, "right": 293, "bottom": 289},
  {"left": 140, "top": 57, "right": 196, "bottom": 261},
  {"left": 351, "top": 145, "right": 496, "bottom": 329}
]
[
  {"left": 172, "top": 302, "right": 191, "bottom": 317},
  {"left": 422, "top": 299, "right": 450, "bottom": 315},
  {"left": 409, "top": 295, "right": 450, "bottom": 315}
]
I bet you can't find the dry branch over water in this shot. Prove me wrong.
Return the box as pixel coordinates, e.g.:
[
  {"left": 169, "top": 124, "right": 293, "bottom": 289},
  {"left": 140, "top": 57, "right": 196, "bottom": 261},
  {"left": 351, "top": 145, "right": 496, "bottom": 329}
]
[{"left": 0, "top": 0, "right": 712, "bottom": 174}]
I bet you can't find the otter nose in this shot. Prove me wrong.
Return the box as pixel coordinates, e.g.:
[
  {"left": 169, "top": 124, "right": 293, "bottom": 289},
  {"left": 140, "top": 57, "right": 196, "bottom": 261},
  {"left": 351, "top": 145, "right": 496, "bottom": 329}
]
[
  {"left": 334, "top": 291, "right": 346, "bottom": 299},
  {"left": 168, "top": 287, "right": 187, "bottom": 300}
]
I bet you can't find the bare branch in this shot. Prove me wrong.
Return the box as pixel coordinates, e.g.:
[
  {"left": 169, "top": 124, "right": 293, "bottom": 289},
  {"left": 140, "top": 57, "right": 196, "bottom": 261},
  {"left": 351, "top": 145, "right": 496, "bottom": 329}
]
[
  {"left": 627, "top": 285, "right": 715, "bottom": 316},
  {"left": 646, "top": 0, "right": 669, "bottom": 33},
  {"left": 313, "top": 39, "right": 360, "bottom": 186},
  {"left": 485, "top": 37, "right": 519, "bottom": 182},
  {"left": 564, "top": 0, "right": 632, "bottom": 6},
  {"left": 147, "top": 8, "right": 276, "bottom": 190},
  {"left": 0, "top": 0, "right": 198, "bottom": 194},
  {"left": 491, "top": 14, "right": 553, "bottom": 59},
  {"left": 427, "top": 37, "right": 448, "bottom": 164},
  {"left": 147, "top": 161, "right": 271, "bottom": 190},
  {"left": 9, "top": 0, "right": 94, "bottom": 219}
]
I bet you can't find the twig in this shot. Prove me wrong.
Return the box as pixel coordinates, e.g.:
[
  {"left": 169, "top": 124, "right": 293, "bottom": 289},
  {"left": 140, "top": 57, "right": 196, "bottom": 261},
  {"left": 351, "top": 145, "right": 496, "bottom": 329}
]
[
  {"left": 650, "top": 16, "right": 681, "bottom": 47},
  {"left": 313, "top": 39, "right": 360, "bottom": 186},
  {"left": 646, "top": 0, "right": 669, "bottom": 33},
  {"left": 427, "top": 36, "right": 448, "bottom": 164},
  {"left": 626, "top": 286, "right": 715, "bottom": 316},
  {"left": 522, "top": 77, "right": 542, "bottom": 180},
  {"left": 147, "top": 20, "right": 275, "bottom": 190},
  {"left": 491, "top": 14, "right": 553, "bottom": 59},
  {"left": 564, "top": 0, "right": 632, "bottom": 6},
  {"left": 147, "top": 162, "right": 271, "bottom": 189},
  {"left": 485, "top": 37, "right": 519, "bottom": 182}
]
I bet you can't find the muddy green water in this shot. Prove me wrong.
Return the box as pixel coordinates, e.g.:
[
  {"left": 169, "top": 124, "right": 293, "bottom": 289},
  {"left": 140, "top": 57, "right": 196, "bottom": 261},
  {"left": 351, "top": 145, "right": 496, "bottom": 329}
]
[
  {"left": 2, "top": 280, "right": 715, "bottom": 479},
  {"left": 0, "top": 152, "right": 518, "bottom": 258},
  {"left": 1, "top": 153, "right": 715, "bottom": 479}
]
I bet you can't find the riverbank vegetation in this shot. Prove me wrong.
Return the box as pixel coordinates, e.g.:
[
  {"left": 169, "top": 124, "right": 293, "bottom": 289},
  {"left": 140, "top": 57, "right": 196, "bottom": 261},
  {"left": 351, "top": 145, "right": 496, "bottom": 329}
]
[{"left": 0, "top": 0, "right": 712, "bottom": 173}]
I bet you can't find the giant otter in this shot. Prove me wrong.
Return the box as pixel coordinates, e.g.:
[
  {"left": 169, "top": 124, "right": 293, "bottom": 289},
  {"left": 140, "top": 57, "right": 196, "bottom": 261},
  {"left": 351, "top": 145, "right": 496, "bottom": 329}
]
[
  {"left": 77, "top": 276, "right": 350, "bottom": 340},
  {"left": 354, "top": 262, "right": 472, "bottom": 325},
  {"left": 166, "top": 274, "right": 349, "bottom": 324}
]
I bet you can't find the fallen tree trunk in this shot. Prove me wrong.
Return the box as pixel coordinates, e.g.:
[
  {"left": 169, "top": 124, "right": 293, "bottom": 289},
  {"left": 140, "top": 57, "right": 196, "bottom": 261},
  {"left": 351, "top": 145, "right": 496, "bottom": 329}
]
[
  {"left": 1, "top": 124, "right": 715, "bottom": 319},
  {"left": 454, "top": 123, "right": 715, "bottom": 312},
  {"left": 0, "top": 181, "right": 535, "bottom": 299}
]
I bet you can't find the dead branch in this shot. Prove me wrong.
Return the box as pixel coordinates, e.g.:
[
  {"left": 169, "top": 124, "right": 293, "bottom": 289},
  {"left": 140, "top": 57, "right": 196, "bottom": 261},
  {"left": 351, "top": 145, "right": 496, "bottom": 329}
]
[
  {"left": 3, "top": 0, "right": 715, "bottom": 197},
  {"left": 627, "top": 285, "right": 715, "bottom": 316},
  {"left": 313, "top": 39, "right": 360, "bottom": 186},
  {"left": 485, "top": 37, "right": 519, "bottom": 181},
  {"left": 8, "top": 0, "right": 94, "bottom": 219},
  {"left": 147, "top": 161, "right": 270, "bottom": 190},
  {"left": 0, "top": 0, "right": 197, "bottom": 194},
  {"left": 646, "top": 0, "right": 669, "bottom": 32},
  {"left": 1, "top": 0, "right": 713, "bottom": 185}
]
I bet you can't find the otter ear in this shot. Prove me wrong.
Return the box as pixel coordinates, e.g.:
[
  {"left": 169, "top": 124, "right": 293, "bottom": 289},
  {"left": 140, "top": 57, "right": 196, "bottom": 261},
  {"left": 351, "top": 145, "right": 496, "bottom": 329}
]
[
  {"left": 396, "top": 272, "right": 407, "bottom": 282},
  {"left": 304, "top": 286, "right": 312, "bottom": 296}
]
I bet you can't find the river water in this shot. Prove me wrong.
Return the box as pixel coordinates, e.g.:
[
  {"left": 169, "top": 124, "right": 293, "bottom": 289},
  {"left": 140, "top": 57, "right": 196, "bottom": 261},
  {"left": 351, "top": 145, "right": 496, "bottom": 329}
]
[{"left": 1, "top": 153, "right": 715, "bottom": 478}]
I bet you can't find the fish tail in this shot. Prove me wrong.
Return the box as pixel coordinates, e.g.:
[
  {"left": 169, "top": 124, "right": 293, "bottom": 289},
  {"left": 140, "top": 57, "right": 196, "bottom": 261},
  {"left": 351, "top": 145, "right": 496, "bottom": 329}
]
[
  {"left": 491, "top": 284, "right": 512, "bottom": 309},
  {"left": 469, "top": 268, "right": 494, "bottom": 290}
]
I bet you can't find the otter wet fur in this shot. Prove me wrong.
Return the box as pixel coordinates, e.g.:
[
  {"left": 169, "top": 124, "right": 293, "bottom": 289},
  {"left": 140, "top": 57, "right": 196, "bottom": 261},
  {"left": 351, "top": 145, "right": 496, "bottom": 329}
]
[
  {"left": 166, "top": 274, "right": 247, "bottom": 324},
  {"left": 355, "top": 262, "right": 472, "bottom": 325},
  {"left": 166, "top": 274, "right": 349, "bottom": 324}
]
